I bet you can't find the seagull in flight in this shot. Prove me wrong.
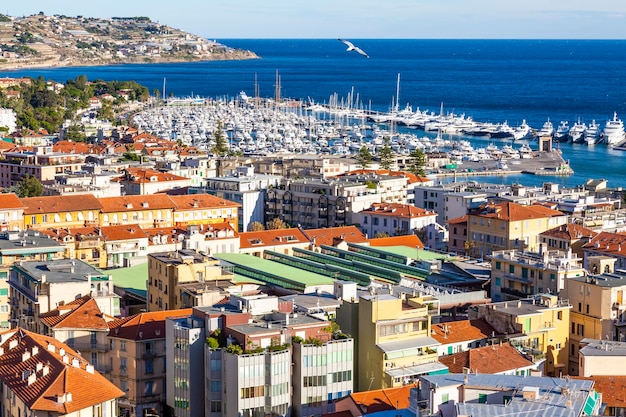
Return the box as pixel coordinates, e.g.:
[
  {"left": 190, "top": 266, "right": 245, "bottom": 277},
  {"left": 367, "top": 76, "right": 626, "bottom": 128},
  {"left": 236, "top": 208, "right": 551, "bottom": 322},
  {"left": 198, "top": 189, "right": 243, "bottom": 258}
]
[{"left": 338, "top": 38, "right": 369, "bottom": 58}]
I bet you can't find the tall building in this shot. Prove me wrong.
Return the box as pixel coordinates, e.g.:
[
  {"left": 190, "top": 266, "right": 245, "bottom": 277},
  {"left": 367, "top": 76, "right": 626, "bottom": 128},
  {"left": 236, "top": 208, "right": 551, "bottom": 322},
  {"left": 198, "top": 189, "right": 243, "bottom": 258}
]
[
  {"left": 108, "top": 309, "right": 192, "bottom": 417},
  {"left": 336, "top": 291, "right": 442, "bottom": 391},
  {"left": 147, "top": 250, "right": 234, "bottom": 312},
  {"left": 563, "top": 270, "right": 626, "bottom": 375},
  {"left": 469, "top": 294, "right": 571, "bottom": 377}
]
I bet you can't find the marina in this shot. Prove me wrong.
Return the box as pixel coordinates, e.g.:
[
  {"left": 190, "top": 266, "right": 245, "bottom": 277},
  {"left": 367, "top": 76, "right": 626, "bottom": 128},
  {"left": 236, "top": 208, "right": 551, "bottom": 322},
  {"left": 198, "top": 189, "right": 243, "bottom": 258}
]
[{"left": 132, "top": 95, "right": 573, "bottom": 180}]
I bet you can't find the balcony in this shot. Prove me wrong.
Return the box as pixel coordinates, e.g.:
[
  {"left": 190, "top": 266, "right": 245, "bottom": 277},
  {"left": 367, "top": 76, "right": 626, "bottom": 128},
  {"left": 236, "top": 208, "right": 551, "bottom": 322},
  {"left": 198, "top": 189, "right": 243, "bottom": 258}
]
[{"left": 501, "top": 287, "right": 530, "bottom": 299}]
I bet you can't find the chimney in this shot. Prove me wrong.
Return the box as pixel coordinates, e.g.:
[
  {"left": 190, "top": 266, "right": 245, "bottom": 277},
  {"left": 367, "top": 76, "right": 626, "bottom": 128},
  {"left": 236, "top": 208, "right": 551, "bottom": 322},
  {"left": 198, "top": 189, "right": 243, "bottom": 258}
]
[
  {"left": 32, "top": 346, "right": 38, "bottom": 356},
  {"left": 42, "top": 365, "right": 49, "bottom": 376},
  {"left": 71, "top": 358, "right": 80, "bottom": 368},
  {"left": 47, "top": 343, "right": 55, "bottom": 353},
  {"left": 86, "top": 364, "right": 94, "bottom": 374}
]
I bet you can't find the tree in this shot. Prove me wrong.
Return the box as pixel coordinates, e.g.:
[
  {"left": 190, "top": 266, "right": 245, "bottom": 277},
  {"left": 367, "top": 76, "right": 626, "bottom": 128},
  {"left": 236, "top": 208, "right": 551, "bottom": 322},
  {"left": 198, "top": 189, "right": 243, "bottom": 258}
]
[
  {"left": 408, "top": 148, "right": 427, "bottom": 176},
  {"left": 373, "top": 231, "right": 390, "bottom": 239},
  {"left": 64, "top": 124, "right": 87, "bottom": 142},
  {"left": 378, "top": 137, "right": 395, "bottom": 170},
  {"left": 248, "top": 221, "right": 265, "bottom": 232},
  {"left": 16, "top": 175, "right": 43, "bottom": 197},
  {"left": 266, "top": 217, "right": 288, "bottom": 230},
  {"left": 210, "top": 119, "right": 229, "bottom": 156},
  {"left": 356, "top": 145, "right": 372, "bottom": 170}
]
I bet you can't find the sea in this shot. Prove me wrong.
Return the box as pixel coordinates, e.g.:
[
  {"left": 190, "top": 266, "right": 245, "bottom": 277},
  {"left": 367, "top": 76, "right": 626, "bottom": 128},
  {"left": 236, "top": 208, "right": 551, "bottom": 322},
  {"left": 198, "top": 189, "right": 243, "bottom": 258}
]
[{"left": 3, "top": 39, "right": 626, "bottom": 189}]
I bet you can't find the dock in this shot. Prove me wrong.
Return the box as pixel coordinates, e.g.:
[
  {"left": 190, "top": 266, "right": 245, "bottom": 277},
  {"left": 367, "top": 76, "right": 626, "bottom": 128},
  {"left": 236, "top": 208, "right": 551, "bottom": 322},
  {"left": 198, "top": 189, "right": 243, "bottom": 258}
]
[{"left": 431, "top": 150, "right": 573, "bottom": 179}]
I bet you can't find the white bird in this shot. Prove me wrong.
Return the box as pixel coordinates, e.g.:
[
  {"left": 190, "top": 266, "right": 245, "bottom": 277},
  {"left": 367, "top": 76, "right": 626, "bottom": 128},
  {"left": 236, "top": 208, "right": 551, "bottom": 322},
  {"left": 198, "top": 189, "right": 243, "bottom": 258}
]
[{"left": 338, "top": 38, "right": 369, "bottom": 58}]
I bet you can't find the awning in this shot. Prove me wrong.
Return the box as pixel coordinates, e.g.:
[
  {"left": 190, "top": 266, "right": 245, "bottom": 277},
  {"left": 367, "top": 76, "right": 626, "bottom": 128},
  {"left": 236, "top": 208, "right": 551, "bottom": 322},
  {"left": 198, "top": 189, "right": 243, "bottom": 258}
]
[
  {"left": 385, "top": 362, "right": 449, "bottom": 378},
  {"left": 377, "top": 336, "right": 441, "bottom": 353}
]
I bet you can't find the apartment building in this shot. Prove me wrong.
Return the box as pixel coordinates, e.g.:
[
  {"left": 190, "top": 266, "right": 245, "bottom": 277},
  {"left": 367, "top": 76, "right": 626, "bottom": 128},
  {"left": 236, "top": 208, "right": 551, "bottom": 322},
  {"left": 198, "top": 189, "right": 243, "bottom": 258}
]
[
  {"left": 469, "top": 294, "right": 571, "bottom": 377},
  {"left": 0, "top": 193, "right": 23, "bottom": 231},
  {"left": 489, "top": 248, "right": 585, "bottom": 302}
]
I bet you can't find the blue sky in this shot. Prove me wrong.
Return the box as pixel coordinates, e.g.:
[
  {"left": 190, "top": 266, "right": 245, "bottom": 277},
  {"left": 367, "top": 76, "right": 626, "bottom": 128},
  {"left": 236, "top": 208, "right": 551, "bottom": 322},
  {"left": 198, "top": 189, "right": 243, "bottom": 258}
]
[{"left": 4, "top": 0, "right": 626, "bottom": 39}]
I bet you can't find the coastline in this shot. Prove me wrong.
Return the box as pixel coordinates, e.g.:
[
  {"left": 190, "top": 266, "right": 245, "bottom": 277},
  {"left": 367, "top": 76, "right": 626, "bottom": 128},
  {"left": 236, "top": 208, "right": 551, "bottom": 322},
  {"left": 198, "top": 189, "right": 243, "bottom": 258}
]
[{"left": 0, "top": 51, "right": 260, "bottom": 72}]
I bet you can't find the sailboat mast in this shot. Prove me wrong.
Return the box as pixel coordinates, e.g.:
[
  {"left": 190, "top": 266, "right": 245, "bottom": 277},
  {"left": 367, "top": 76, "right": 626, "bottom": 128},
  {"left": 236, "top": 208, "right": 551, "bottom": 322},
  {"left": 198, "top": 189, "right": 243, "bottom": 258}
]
[{"left": 395, "top": 73, "right": 400, "bottom": 112}]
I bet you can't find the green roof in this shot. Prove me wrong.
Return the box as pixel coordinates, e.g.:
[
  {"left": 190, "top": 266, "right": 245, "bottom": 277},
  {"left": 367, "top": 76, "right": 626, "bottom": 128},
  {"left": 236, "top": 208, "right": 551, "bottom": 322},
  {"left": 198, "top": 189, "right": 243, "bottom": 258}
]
[
  {"left": 368, "top": 245, "right": 453, "bottom": 261},
  {"left": 215, "top": 253, "right": 334, "bottom": 290},
  {"left": 108, "top": 263, "right": 148, "bottom": 299},
  {"left": 232, "top": 273, "right": 264, "bottom": 285}
]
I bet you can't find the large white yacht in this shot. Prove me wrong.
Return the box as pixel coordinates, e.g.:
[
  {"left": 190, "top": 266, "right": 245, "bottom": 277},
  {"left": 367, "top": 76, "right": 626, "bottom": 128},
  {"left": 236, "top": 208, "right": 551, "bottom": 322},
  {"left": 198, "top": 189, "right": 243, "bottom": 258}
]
[
  {"left": 568, "top": 118, "right": 587, "bottom": 143},
  {"left": 601, "top": 112, "right": 625, "bottom": 146},
  {"left": 585, "top": 120, "right": 600, "bottom": 146},
  {"left": 537, "top": 118, "right": 554, "bottom": 138}
]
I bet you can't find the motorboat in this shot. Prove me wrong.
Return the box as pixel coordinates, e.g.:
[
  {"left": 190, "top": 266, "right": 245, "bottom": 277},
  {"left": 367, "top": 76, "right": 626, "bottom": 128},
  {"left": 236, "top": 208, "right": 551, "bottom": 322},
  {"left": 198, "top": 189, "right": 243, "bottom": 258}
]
[
  {"left": 513, "top": 120, "right": 533, "bottom": 141},
  {"left": 601, "top": 112, "right": 625, "bottom": 146},
  {"left": 585, "top": 120, "right": 600, "bottom": 146},
  {"left": 537, "top": 119, "right": 554, "bottom": 138},
  {"left": 568, "top": 118, "right": 587, "bottom": 144},
  {"left": 554, "top": 120, "right": 570, "bottom": 143}
]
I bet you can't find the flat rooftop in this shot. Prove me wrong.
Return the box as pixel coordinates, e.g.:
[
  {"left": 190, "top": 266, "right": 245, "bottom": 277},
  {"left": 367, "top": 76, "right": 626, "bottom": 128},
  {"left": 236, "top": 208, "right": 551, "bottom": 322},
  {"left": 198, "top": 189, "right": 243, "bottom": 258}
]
[{"left": 14, "top": 259, "right": 108, "bottom": 283}]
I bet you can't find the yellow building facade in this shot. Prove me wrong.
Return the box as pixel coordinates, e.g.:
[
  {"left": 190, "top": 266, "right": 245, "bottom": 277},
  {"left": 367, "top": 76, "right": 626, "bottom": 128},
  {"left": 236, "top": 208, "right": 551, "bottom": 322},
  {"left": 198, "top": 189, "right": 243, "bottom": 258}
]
[
  {"left": 470, "top": 294, "right": 571, "bottom": 376},
  {"left": 336, "top": 292, "right": 442, "bottom": 391},
  {"left": 466, "top": 202, "right": 567, "bottom": 258}
]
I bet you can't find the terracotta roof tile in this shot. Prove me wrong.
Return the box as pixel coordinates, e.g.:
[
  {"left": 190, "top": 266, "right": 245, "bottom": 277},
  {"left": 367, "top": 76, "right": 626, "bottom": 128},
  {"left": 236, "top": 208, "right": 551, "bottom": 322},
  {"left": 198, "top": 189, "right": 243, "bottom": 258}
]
[
  {"left": 0, "top": 192, "right": 23, "bottom": 209},
  {"left": 369, "top": 234, "right": 424, "bottom": 248},
  {"left": 239, "top": 228, "right": 309, "bottom": 249},
  {"left": 301, "top": 226, "right": 367, "bottom": 247},
  {"left": 0, "top": 329, "right": 123, "bottom": 413},
  {"left": 438, "top": 343, "right": 534, "bottom": 374},
  {"left": 100, "top": 224, "right": 147, "bottom": 241},
  {"left": 583, "top": 231, "right": 626, "bottom": 255},
  {"left": 430, "top": 319, "right": 497, "bottom": 344},
  {"left": 39, "top": 297, "right": 109, "bottom": 330},
  {"left": 168, "top": 193, "right": 240, "bottom": 210},
  {"left": 574, "top": 376, "right": 626, "bottom": 408},
  {"left": 98, "top": 194, "right": 176, "bottom": 212},
  {"left": 469, "top": 201, "right": 564, "bottom": 221},
  {"left": 540, "top": 223, "right": 597, "bottom": 240},
  {"left": 447, "top": 215, "right": 468, "bottom": 225},
  {"left": 122, "top": 167, "right": 188, "bottom": 183},
  {"left": 347, "top": 385, "right": 415, "bottom": 413},
  {"left": 21, "top": 195, "right": 103, "bottom": 215},
  {"left": 108, "top": 309, "right": 192, "bottom": 340},
  {"left": 363, "top": 203, "right": 437, "bottom": 218}
]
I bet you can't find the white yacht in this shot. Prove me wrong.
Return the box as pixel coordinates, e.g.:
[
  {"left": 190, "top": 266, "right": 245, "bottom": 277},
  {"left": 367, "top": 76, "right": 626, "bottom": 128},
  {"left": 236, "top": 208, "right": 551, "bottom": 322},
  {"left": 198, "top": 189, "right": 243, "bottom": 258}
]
[
  {"left": 585, "top": 120, "right": 600, "bottom": 146},
  {"left": 601, "top": 112, "right": 625, "bottom": 146},
  {"left": 554, "top": 120, "right": 570, "bottom": 142},
  {"left": 537, "top": 119, "right": 554, "bottom": 138},
  {"left": 568, "top": 118, "right": 587, "bottom": 144},
  {"left": 513, "top": 120, "right": 533, "bottom": 141}
]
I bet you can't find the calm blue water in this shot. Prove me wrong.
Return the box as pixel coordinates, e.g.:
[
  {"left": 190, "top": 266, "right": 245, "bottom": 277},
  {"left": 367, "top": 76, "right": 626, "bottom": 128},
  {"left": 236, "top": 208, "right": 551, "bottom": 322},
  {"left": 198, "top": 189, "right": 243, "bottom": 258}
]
[{"left": 3, "top": 39, "right": 626, "bottom": 188}]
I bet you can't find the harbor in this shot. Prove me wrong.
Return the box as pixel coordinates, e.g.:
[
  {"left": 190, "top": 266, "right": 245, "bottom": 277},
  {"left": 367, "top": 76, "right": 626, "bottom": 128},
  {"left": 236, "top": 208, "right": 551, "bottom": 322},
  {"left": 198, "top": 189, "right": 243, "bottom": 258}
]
[{"left": 132, "top": 95, "right": 574, "bottom": 181}]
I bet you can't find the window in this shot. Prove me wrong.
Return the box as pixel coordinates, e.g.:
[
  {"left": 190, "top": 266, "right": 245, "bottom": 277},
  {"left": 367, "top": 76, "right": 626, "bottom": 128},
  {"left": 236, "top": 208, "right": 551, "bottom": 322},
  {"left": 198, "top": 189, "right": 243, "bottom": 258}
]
[
  {"left": 495, "top": 261, "right": 501, "bottom": 270},
  {"left": 120, "top": 340, "right": 126, "bottom": 351},
  {"left": 210, "top": 381, "right": 221, "bottom": 392},
  {"left": 210, "top": 401, "right": 222, "bottom": 413},
  {"left": 145, "top": 358, "right": 154, "bottom": 374},
  {"left": 495, "top": 277, "right": 501, "bottom": 287},
  {"left": 586, "top": 304, "right": 589, "bottom": 314},
  {"left": 509, "top": 265, "right": 514, "bottom": 274},
  {"left": 144, "top": 381, "right": 155, "bottom": 396}
]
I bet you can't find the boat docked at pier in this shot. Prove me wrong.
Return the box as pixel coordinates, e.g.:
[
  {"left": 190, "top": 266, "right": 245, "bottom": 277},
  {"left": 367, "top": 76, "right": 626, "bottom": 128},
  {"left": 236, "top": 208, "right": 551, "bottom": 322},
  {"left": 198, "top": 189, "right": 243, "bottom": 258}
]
[
  {"left": 568, "top": 119, "right": 587, "bottom": 143},
  {"left": 537, "top": 119, "right": 554, "bottom": 138},
  {"left": 584, "top": 120, "right": 600, "bottom": 146},
  {"left": 554, "top": 120, "right": 570, "bottom": 143},
  {"left": 601, "top": 112, "right": 625, "bottom": 146},
  {"left": 513, "top": 120, "right": 533, "bottom": 141}
]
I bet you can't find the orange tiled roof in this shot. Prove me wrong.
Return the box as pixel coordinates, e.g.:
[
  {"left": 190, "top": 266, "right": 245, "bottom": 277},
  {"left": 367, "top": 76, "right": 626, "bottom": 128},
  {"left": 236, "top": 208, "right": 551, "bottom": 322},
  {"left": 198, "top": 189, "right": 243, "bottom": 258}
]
[
  {"left": 0, "top": 192, "right": 23, "bottom": 209},
  {"left": 574, "top": 376, "right": 626, "bottom": 408},
  {"left": 123, "top": 167, "right": 188, "bottom": 183},
  {"left": 98, "top": 194, "right": 176, "bottom": 212},
  {"left": 21, "top": 195, "right": 103, "bottom": 215},
  {"left": 239, "top": 228, "right": 309, "bottom": 249},
  {"left": 39, "top": 296, "right": 109, "bottom": 330},
  {"left": 168, "top": 193, "right": 240, "bottom": 210},
  {"left": 0, "top": 140, "right": 16, "bottom": 151},
  {"left": 144, "top": 227, "right": 188, "bottom": 245},
  {"left": 108, "top": 309, "right": 192, "bottom": 340},
  {"left": 0, "top": 328, "right": 123, "bottom": 413},
  {"left": 363, "top": 203, "right": 436, "bottom": 218},
  {"left": 469, "top": 201, "right": 564, "bottom": 221},
  {"left": 100, "top": 224, "right": 147, "bottom": 241},
  {"left": 583, "top": 231, "right": 626, "bottom": 255},
  {"left": 369, "top": 234, "right": 424, "bottom": 248},
  {"left": 540, "top": 223, "right": 597, "bottom": 240},
  {"left": 301, "top": 226, "right": 368, "bottom": 247},
  {"left": 438, "top": 343, "right": 534, "bottom": 374},
  {"left": 430, "top": 319, "right": 497, "bottom": 344},
  {"left": 347, "top": 385, "right": 414, "bottom": 413},
  {"left": 447, "top": 215, "right": 468, "bottom": 225}
]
